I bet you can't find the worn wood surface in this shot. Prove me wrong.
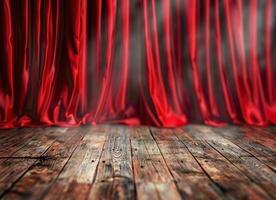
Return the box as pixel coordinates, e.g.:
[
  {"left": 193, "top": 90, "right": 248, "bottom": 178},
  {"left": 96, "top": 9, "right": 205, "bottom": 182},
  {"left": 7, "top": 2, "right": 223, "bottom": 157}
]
[{"left": 0, "top": 125, "right": 275, "bottom": 200}]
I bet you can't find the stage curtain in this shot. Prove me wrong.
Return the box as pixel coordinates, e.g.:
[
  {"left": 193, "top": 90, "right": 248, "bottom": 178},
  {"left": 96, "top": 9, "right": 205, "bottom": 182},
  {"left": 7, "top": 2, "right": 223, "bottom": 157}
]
[{"left": 0, "top": 0, "right": 275, "bottom": 128}]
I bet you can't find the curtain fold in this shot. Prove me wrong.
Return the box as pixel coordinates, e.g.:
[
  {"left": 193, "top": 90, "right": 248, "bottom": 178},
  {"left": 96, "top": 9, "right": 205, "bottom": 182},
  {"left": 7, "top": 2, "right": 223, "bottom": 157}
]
[{"left": 0, "top": 0, "right": 275, "bottom": 128}]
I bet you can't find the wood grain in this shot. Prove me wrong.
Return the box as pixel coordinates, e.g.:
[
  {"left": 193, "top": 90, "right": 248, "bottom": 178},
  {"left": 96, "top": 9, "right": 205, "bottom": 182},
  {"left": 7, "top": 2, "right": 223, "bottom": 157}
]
[
  {"left": 130, "top": 127, "right": 182, "bottom": 200},
  {"left": 88, "top": 126, "right": 135, "bottom": 200},
  {"left": 0, "top": 125, "right": 275, "bottom": 200}
]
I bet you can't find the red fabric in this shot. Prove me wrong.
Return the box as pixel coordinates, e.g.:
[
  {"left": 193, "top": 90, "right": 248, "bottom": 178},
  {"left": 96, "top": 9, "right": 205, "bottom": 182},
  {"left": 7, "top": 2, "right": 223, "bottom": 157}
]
[{"left": 0, "top": 0, "right": 275, "bottom": 128}]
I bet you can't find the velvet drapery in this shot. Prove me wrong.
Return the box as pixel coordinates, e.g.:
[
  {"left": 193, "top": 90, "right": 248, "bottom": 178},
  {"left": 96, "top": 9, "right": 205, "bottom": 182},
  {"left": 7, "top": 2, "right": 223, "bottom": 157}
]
[{"left": 0, "top": 0, "right": 275, "bottom": 128}]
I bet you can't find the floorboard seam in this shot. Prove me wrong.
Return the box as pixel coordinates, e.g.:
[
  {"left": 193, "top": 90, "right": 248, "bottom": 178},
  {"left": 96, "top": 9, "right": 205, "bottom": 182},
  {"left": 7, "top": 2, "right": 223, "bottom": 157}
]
[
  {"left": 0, "top": 143, "right": 54, "bottom": 198},
  {"left": 205, "top": 140, "right": 275, "bottom": 199},
  {"left": 172, "top": 133, "right": 229, "bottom": 200},
  {"left": 39, "top": 129, "right": 87, "bottom": 199},
  {"left": 84, "top": 133, "right": 108, "bottom": 200},
  {"left": 129, "top": 137, "right": 138, "bottom": 200},
  {"left": 214, "top": 128, "right": 276, "bottom": 172},
  {"left": 148, "top": 128, "right": 184, "bottom": 199}
]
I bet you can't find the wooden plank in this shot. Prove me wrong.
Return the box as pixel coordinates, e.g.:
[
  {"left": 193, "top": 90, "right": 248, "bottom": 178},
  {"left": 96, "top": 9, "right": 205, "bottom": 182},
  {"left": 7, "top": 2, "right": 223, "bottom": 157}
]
[
  {"left": 150, "top": 128, "right": 225, "bottom": 200},
  {"left": 196, "top": 126, "right": 276, "bottom": 198},
  {"left": 0, "top": 125, "right": 275, "bottom": 200},
  {"left": 11, "top": 133, "right": 55, "bottom": 158},
  {"left": 221, "top": 126, "right": 275, "bottom": 151},
  {"left": 43, "top": 127, "right": 86, "bottom": 158},
  {"left": 0, "top": 127, "right": 71, "bottom": 197},
  {"left": 250, "top": 127, "right": 276, "bottom": 140},
  {"left": 42, "top": 126, "right": 107, "bottom": 200},
  {"left": 0, "top": 129, "right": 25, "bottom": 145},
  {"left": 88, "top": 126, "right": 135, "bottom": 200},
  {"left": 174, "top": 126, "right": 272, "bottom": 200},
  {"left": 0, "top": 128, "right": 71, "bottom": 197},
  {"left": 186, "top": 126, "right": 251, "bottom": 159},
  {"left": 214, "top": 126, "right": 276, "bottom": 171},
  {"left": 0, "top": 128, "right": 104, "bottom": 198},
  {"left": 0, "top": 158, "right": 36, "bottom": 197},
  {"left": 0, "top": 128, "right": 69, "bottom": 158},
  {"left": 1, "top": 158, "right": 67, "bottom": 200},
  {"left": 0, "top": 128, "right": 38, "bottom": 157},
  {"left": 130, "top": 127, "right": 182, "bottom": 200},
  {"left": 0, "top": 127, "right": 86, "bottom": 200}
]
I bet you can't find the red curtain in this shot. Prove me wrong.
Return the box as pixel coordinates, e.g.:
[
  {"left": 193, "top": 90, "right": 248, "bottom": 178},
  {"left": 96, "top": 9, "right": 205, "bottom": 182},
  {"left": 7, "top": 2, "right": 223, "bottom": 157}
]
[{"left": 0, "top": 0, "right": 275, "bottom": 128}]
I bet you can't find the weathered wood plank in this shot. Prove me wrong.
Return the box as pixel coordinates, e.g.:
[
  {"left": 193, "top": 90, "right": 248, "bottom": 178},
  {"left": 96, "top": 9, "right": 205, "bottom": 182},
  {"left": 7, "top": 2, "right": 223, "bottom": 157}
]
[
  {"left": 42, "top": 126, "right": 106, "bottom": 200},
  {"left": 0, "top": 128, "right": 71, "bottom": 197},
  {"left": 175, "top": 127, "right": 272, "bottom": 200},
  {"left": 88, "top": 126, "right": 135, "bottom": 200},
  {"left": 0, "top": 128, "right": 72, "bottom": 197},
  {"left": 0, "top": 128, "right": 38, "bottom": 157},
  {"left": 195, "top": 126, "right": 276, "bottom": 198},
  {"left": 0, "top": 128, "right": 69, "bottom": 158},
  {"left": 249, "top": 127, "right": 276, "bottom": 145},
  {"left": 1, "top": 158, "right": 67, "bottom": 200},
  {"left": 0, "top": 158, "right": 36, "bottom": 197},
  {"left": 0, "top": 128, "right": 85, "bottom": 200},
  {"left": 0, "top": 125, "right": 275, "bottom": 200},
  {"left": 11, "top": 133, "right": 55, "bottom": 158},
  {"left": 0, "top": 129, "right": 25, "bottom": 145},
  {"left": 150, "top": 128, "right": 225, "bottom": 200},
  {"left": 43, "top": 127, "right": 86, "bottom": 158},
  {"left": 130, "top": 127, "right": 182, "bottom": 200},
  {"left": 221, "top": 126, "right": 275, "bottom": 151},
  {"left": 214, "top": 126, "right": 276, "bottom": 171}
]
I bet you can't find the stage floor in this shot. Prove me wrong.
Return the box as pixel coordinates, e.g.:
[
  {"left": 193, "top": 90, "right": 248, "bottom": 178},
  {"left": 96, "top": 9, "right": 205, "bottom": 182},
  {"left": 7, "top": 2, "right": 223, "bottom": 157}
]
[{"left": 0, "top": 125, "right": 275, "bottom": 200}]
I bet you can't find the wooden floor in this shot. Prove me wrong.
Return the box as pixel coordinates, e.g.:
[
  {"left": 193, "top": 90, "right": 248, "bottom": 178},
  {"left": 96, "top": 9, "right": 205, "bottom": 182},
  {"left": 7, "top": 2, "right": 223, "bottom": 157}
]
[{"left": 0, "top": 125, "right": 275, "bottom": 200}]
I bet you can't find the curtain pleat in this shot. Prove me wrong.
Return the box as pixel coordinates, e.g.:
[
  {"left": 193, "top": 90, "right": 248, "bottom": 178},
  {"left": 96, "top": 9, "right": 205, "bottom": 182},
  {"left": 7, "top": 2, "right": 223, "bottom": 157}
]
[{"left": 0, "top": 0, "right": 275, "bottom": 128}]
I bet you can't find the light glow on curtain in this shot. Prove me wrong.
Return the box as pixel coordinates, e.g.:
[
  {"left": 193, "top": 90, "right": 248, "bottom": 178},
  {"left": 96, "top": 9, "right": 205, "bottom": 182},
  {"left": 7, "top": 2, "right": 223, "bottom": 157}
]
[{"left": 0, "top": 0, "right": 275, "bottom": 128}]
